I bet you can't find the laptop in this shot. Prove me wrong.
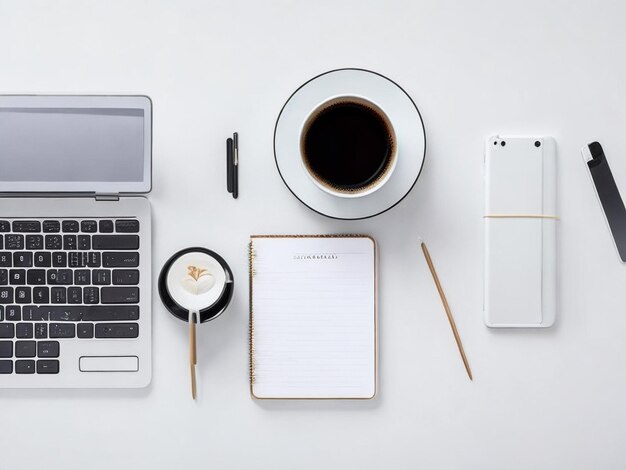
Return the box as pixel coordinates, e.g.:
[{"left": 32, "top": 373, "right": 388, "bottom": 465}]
[{"left": 0, "top": 95, "right": 152, "bottom": 388}]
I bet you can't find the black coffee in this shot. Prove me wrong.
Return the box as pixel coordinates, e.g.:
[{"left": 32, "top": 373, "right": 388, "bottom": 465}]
[{"left": 302, "top": 100, "right": 394, "bottom": 191}]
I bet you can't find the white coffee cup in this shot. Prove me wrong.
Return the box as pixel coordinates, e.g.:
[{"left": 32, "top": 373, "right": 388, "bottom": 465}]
[{"left": 299, "top": 95, "right": 397, "bottom": 198}]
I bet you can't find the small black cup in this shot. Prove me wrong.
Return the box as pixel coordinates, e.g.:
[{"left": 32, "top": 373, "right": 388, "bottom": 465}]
[{"left": 158, "top": 247, "right": 234, "bottom": 323}]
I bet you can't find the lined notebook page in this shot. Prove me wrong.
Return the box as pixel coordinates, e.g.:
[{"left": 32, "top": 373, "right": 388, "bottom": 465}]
[{"left": 250, "top": 236, "right": 376, "bottom": 399}]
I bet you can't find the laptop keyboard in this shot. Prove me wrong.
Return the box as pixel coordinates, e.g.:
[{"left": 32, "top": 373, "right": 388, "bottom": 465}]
[{"left": 0, "top": 218, "right": 141, "bottom": 375}]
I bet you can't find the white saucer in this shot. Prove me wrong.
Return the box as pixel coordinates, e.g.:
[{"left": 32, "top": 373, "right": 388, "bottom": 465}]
[{"left": 274, "top": 68, "right": 426, "bottom": 220}]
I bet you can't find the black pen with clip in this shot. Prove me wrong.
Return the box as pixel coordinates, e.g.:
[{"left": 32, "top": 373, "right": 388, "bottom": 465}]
[{"left": 232, "top": 132, "right": 238, "bottom": 199}]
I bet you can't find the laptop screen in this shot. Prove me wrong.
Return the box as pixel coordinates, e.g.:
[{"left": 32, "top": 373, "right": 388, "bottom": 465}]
[{"left": 0, "top": 95, "right": 151, "bottom": 193}]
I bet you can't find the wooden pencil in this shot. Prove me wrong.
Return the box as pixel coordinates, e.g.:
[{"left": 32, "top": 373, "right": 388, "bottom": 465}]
[{"left": 420, "top": 240, "right": 473, "bottom": 381}]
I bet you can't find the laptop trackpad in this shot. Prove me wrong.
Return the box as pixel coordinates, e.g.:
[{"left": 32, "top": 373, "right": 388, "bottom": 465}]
[{"left": 80, "top": 356, "right": 139, "bottom": 372}]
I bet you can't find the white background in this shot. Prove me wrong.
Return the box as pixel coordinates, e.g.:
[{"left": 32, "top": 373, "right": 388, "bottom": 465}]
[{"left": 1, "top": 0, "right": 625, "bottom": 468}]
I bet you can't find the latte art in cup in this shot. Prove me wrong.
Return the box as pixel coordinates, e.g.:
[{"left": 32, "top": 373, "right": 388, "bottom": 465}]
[
  {"left": 300, "top": 96, "right": 397, "bottom": 197},
  {"left": 165, "top": 252, "right": 227, "bottom": 313}
]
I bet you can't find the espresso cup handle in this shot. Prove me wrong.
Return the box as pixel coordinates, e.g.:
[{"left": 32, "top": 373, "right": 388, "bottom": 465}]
[{"left": 188, "top": 309, "right": 199, "bottom": 400}]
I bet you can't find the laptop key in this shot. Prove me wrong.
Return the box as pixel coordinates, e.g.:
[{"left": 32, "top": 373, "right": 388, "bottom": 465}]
[
  {"left": 81, "top": 220, "right": 97, "bottom": 233},
  {"left": 0, "top": 305, "right": 3, "bottom": 320},
  {"left": 103, "top": 252, "right": 139, "bottom": 267},
  {"left": 0, "top": 269, "right": 6, "bottom": 285},
  {"left": 63, "top": 235, "right": 77, "bottom": 250},
  {"left": 35, "top": 323, "right": 47, "bottom": 339},
  {"left": 113, "top": 269, "right": 139, "bottom": 285},
  {"left": 43, "top": 305, "right": 139, "bottom": 321},
  {"left": 0, "top": 360, "right": 12, "bottom": 374},
  {"left": 0, "top": 221, "right": 10, "bottom": 232},
  {"left": 45, "top": 235, "right": 62, "bottom": 250},
  {"left": 27, "top": 269, "right": 46, "bottom": 285},
  {"left": 77, "top": 323, "right": 94, "bottom": 339},
  {"left": 9, "top": 269, "right": 25, "bottom": 285},
  {"left": 42, "top": 221, "right": 61, "bottom": 233},
  {"left": 15, "top": 360, "right": 35, "bottom": 374},
  {"left": 5, "top": 306, "right": 20, "bottom": 321},
  {"left": 16, "top": 322, "right": 33, "bottom": 339},
  {"left": 49, "top": 323, "right": 75, "bottom": 338},
  {"left": 0, "top": 252, "right": 10, "bottom": 267},
  {"left": 74, "top": 270, "right": 90, "bottom": 285},
  {"left": 93, "top": 269, "right": 111, "bottom": 285},
  {"left": 68, "top": 287, "right": 82, "bottom": 304},
  {"left": 15, "top": 340, "right": 36, "bottom": 357},
  {"left": 57, "top": 269, "right": 72, "bottom": 285},
  {"left": 0, "top": 341, "right": 12, "bottom": 357},
  {"left": 99, "top": 220, "right": 114, "bottom": 233},
  {"left": 37, "top": 341, "right": 59, "bottom": 357},
  {"left": 77, "top": 235, "right": 91, "bottom": 250},
  {"left": 101, "top": 287, "right": 139, "bottom": 304},
  {"left": 82, "top": 305, "right": 139, "bottom": 321},
  {"left": 62, "top": 220, "right": 79, "bottom": 233},
  {"left": 13, "top": 221, "right": 41, "bottom": 232},
  {"left": 84, "top": 305, "right": 138, "bottom": 321},
  {"left": 33, "top": 287, "right": 49, "bottom": 304},
  {"left": 52, "top": 252, "right": 67, "bottom": 267},
  {"left": 5, "top": 235, "right": 24, "bottom": 250},
  {"left": 15, "top": 287, "right": 31, "bottom": 304},
  {"left": 93, "top": 235, "right": 139, "bottom": 250},
  {"left": 13, "top": 252, "right": 32, "bottom": 267},
  {"left": 26, "top": 235, "right": 44, "bottom": 250},
  {"left": 115, "top": 220, "right": 140, "bottom": 233},
  {"left": 37, "top": 360, "right": 59, "bottom": 374},
  {"left": 95, "top": 323, "right": 139, "bottom": 338},
  {"left": 46, "top": 270, "right": 58, "bottom": 285},
  {"left": 0, "top": 287, "right": 14, "bottom": 304},
  {"left": 51, "top": 287, "right": 66, "bottom": 304},
  {"left": 34, "top": 252, "right": 51, "bottom": 267},
  {"left": 83, "top": 287, "right": 99, "bottom": 304},
  {"left": 0, "top": 323, "right": 14, "bottom": 338}
]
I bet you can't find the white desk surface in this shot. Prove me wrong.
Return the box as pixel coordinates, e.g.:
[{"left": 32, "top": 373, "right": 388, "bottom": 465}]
[{"left": 1, "top": 0, "right": 625, "bottom": 468}]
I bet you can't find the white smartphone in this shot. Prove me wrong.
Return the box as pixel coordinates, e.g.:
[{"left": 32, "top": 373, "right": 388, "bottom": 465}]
[{"left": 484, "top": 136, "right": 557, "bottom": 328}]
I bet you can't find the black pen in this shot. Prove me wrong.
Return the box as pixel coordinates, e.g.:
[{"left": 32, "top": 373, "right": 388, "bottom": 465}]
[
  {"left": 233, "top": 132, "right": 239, "bottom": 199},
  {"left": 226, "top": 138, "right": 233, "bottom": 193}
]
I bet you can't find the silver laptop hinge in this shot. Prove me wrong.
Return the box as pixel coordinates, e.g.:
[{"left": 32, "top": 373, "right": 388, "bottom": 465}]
[{"left": 95, "top": 193, "right": 120, "bottom": 201}]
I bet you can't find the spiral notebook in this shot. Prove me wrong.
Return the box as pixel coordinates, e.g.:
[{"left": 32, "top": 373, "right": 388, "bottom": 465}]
[{"left": 249, "top": 235, "right": 377, "bottom": 399}]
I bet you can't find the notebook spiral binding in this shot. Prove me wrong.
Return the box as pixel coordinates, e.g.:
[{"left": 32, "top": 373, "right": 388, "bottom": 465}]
[{"left": 249, "top": 241, "right": 257, "bottom": 385}]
